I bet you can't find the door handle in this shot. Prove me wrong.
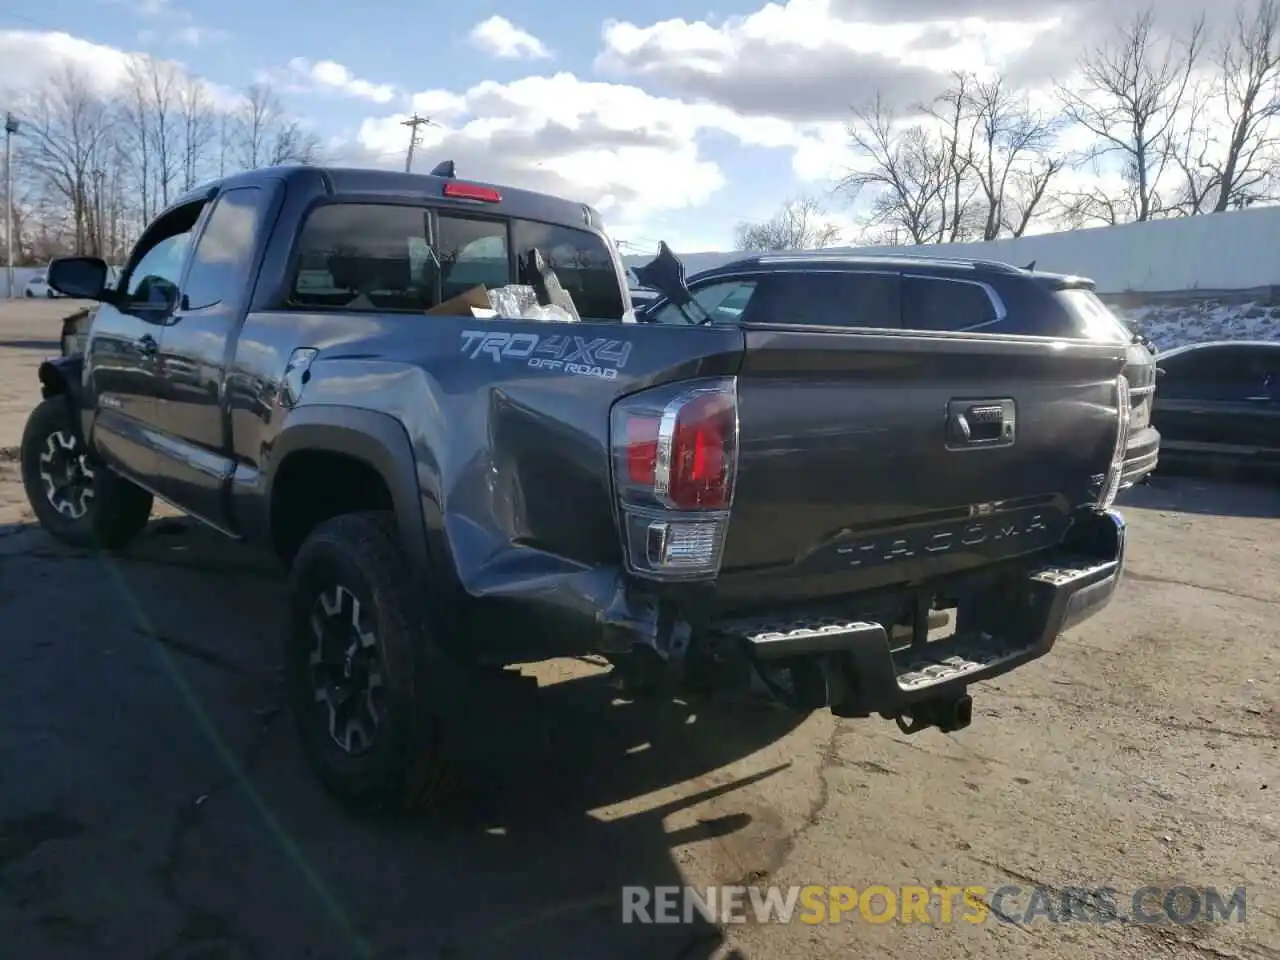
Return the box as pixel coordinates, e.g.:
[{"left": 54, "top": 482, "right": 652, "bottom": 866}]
[{"left": 138, "top": 334, "right": 158, "bottom": 356}]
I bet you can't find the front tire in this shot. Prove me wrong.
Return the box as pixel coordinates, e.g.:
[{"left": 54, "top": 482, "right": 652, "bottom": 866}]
[
  {"left": 285, "top": 511, "right": 457, "bottom": 815},
  {"left": 20, "top": 397, "right": 153, "bottom": 550}
]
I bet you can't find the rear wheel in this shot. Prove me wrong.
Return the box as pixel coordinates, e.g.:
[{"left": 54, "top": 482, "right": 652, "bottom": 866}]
[
  {"left": 285, "top": 511, "right": 457, "bottom": 815},
  {"left": 20, "top": 397, "right": 153, "bottom": 550}
]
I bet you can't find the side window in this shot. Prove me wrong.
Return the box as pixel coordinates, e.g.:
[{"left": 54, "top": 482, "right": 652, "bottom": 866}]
[
  {"left": 436, "top": 215, "right": 510, "bottom": 302},
  {"left": 902, "top": 276, "right": 1000, "bottom": 331},
  {"left": 649, "top": 280, "right": 759, "bottom": 326},
  {"left": 1158, "top": 347, "right": 1261, "bottom": 399},
  {"left": 1216, "top": 346, "right": 1272, "bottom": 393},
  {"left": 747, "top": 273, "right": 899, "bottom": 328},
  {"left": 123, "top": 200, "right": 205, "bottom": 315},
  {"left": 511, "top": 220, "right": 625, "bottom": 319},
  {"left": 181, "top": 187, "right": 265, "bottom": 311}
]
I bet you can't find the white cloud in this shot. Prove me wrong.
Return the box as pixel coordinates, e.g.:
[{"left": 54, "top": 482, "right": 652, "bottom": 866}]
[
  {"left": 348, "top": 73, "right": 747, "bottom": 225},
  {"left": 0, "top": 30, "right": 135, "bottom": 92},
  {"left": 467, "top": 16, "right": 552, "bottom": 60},
  {"left": 112, "top": 0, "right": 227, "bottom": 48},
  {"left": 597, "top": 1, "right": 1063, "bottom": 122},
  {"left": 269, "top": 57, "right": 398, "bottom": 104},
  {"left": 172, "top": 25, "right": 228, "bottom": 46},
  {"left": 139, "top": 24, "right": 227, "bottom": 46},
  {"left": 0, "top": 29, "right": 240, "bottom": 115}
]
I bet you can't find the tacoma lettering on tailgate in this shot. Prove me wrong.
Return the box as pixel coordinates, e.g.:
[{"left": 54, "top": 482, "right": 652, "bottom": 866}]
[{"left": 817, "top": 507, "right": 1065, "bottom": 572}]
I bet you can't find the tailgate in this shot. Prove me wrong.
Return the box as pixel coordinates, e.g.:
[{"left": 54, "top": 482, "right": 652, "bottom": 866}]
[{"left": 716, "top": 327, "right": 1127, "bottom": 607}]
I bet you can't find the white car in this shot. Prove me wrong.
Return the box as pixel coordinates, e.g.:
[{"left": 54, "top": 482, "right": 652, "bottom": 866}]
[
  {"left": 22, "top": 264, "right": 120, "bottom": 298},
  {"left": 23, "top": 271, "right": 62, "bottom": 298}
]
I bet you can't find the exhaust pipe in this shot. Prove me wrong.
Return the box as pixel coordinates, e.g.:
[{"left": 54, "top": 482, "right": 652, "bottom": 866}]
[{"left": 893, "top": 692, "right": 973, "bottom": 735}]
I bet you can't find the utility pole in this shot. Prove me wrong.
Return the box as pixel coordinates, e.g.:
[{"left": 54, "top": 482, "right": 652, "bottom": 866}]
[
  {"left": 4, "top": 112, "right": 18, "bottom": 300},
  {"left": 401, "top": 114, "right": 434, "bottom": 173}
]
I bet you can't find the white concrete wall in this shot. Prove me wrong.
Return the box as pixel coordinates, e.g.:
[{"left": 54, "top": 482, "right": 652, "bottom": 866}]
[{"left": 621, "top": 204, "right": 1280, "bottom": 295}]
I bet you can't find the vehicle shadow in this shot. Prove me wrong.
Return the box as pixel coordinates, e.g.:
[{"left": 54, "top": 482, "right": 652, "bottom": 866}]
[
  {"left": 0, "top": 515, "right": 807, "bottom": 960},
  {"left": 1119, "top": 471, "right": 1280, "bottom": 518},
  {"left": 0, "top": 339, "right": 61, "bottom": 351}
]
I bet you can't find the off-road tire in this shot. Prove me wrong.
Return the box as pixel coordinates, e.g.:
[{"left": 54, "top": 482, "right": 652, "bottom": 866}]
[
  {"left": 20, "top": 397, "right": 153, "bottom": 550},
  {"left": 285, "top": 511, "right": 460, "bottom": 816}
]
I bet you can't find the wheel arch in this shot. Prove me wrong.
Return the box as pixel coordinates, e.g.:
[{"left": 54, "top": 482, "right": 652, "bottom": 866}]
[
  {"left": 36, "top": 356, "right": 87, "bottom": 445},
  {"left": 264, "top": 406, "right": 443, "bottom": 590}
]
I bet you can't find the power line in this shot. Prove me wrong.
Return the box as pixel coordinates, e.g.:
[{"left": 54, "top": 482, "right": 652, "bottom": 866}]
[{"left": 400, "top": 114, "right": 435, "bottom": 173}]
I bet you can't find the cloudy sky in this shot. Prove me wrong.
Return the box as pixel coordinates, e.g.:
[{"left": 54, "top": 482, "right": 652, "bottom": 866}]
[{"left": 0, "top": 0, "right": 1216, "bottom": 253}]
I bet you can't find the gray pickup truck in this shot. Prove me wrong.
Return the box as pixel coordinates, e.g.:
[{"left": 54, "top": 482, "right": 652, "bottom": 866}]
[{"left": 24, "top": 164, "right": 1131, "bottom": 813}]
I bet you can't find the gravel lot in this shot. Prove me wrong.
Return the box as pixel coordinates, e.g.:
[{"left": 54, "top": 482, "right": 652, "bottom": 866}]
[{"left": 0, "top": 298, "right": 1277, "bottom": 960}]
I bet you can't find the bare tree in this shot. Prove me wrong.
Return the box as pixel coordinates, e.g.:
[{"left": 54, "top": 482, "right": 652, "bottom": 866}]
[
  {"left": 177, "top": 72, "right": 215, "bottom": 191},
  {"left": 266, "top": 117, "right": 323, "bottom": 166},
  {"left": 839, "top": 94, "right": 951, "bottom": 244},
  {"left": 19, "top": 65, "right": 115, "bottom": 254},
  {"left": 840, "top": 74, "right": 1063, "bottom": 244},
  {"left": 233, "top": 83, "right": 323, "bottom": 170},
  {"left": 923, "top": 72, "right": 981, "bottom": 242},
  {"left": 1177, "top": 0, "right": 1280, "bottom": 213},
  {"left": 734, "top": 196, "right": 842, "bottom": 251},
  {"left": 963, "top": 75, "right": 1064, "bottom": 239},
  {"left": 145, "top": 57, "right": 179, "bottom": 207},
  {"left": 120, "top": 57, "right": 154, "bottom": 224},
  {"left": 1003, "top": 159, "right": 1065, "bottom": 237},
  {"left": 1056, "top": 5, "right": 1206, "bottom": 224}
]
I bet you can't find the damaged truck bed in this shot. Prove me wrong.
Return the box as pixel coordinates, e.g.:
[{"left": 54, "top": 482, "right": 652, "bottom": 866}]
[{"left": 25, "top": 165, "right": 1131, "bottom": 812}]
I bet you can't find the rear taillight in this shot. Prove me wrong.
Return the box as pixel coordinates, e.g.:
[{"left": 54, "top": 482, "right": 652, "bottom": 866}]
[
  {"left": 1096, "top": 374, "right": 1131, "bottom": 510},
  {"left": 610, "top": 377, "right": 738, "bottom": 580}
]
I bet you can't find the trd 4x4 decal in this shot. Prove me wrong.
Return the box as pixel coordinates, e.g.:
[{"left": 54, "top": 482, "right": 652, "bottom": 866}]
[{"left": 460, "top": 330, "right": 633, "bottom": 381}]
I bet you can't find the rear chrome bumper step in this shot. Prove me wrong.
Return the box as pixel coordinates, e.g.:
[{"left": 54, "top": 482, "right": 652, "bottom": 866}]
[{"left": 716, "top": 509, "right": 1127, "bottom": 719}]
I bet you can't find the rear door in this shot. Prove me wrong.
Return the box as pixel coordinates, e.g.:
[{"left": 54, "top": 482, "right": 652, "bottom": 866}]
[
  {"left": 1154, "top": 344, "right": 1278, "bottom": 455},
  {"left": 739, "top": 270, "right": 901, "bottom": 329}
]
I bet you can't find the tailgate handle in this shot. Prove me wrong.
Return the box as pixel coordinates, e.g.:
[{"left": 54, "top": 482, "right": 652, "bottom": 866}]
[{"left": 946, "top": 399, "right": 1015, "bottom": 450}]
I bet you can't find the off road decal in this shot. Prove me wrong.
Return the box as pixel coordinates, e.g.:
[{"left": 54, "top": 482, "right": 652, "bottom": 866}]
[{"left": 460, "top": 330, "right": 632, "bottom": 381}]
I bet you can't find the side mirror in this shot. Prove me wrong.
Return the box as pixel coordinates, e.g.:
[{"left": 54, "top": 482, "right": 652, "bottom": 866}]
[{"left": 48, "top": 256, "right": 110, "bottom": 301}]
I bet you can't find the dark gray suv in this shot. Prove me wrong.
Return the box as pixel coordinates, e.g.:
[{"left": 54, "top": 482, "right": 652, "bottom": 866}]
[{"left": 638, "top": 252, "right": 1159, "bottom": 488}]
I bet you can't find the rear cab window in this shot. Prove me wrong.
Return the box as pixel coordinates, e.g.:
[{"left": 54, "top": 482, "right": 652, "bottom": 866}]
[{"left": 287, "top": 202, "right": 626, "bottom": 319}]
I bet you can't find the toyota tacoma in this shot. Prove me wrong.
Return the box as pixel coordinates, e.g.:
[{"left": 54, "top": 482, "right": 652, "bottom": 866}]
[{"left": 23, "top": 163, "right": 1132, "bottom": 813}]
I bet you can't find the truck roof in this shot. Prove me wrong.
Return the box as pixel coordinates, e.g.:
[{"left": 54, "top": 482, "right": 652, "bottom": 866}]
[{"left": 169, "top": 163, "right": 608, "bottom": 233}]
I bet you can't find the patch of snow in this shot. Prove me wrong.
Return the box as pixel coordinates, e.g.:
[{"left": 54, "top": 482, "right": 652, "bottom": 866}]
[{"left": 1109, "top": 299, "right": 1280, "bottom": 350}]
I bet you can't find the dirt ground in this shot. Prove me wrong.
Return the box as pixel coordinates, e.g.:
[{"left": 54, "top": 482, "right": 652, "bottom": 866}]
[{"left": 0, "top": 298, "right": 1277, "bottom": 960}]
